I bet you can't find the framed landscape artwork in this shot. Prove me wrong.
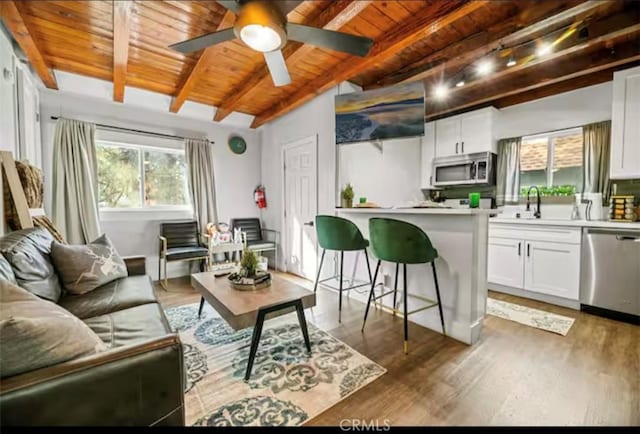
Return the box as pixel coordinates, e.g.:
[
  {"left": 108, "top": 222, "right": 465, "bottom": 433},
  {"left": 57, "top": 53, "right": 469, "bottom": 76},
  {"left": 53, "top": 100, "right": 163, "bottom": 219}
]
[{"left": 335, "top": 82, "right": 425, "bottom": 144}]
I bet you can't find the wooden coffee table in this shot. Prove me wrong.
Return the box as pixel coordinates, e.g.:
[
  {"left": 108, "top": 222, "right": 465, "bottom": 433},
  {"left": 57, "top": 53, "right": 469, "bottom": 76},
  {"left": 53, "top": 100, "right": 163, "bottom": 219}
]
[{"left": 190, "top": 272, "right": 316, "bottom": 380}]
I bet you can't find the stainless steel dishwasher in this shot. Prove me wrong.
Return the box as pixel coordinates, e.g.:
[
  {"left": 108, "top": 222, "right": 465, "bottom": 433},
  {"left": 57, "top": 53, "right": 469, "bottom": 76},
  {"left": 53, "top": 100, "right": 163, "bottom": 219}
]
[{"left": 580, "top": 227, "right": 640, "bottom": 322}]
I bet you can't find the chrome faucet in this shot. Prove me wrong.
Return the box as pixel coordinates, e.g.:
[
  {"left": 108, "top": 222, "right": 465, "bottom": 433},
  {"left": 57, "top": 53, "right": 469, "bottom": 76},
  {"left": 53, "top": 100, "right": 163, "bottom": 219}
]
[{"left": 526, "top": 186, "right": 542, "bottom": 219}]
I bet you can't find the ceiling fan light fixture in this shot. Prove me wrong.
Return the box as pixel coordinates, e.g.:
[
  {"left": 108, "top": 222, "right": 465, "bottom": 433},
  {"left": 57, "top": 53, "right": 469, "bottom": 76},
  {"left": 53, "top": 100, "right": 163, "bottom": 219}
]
[
  {"left": 235, "top": 1, "right": 287, "bottom": 52},
  {"left": 240, "top": 24, "right": 282, "bottom": 52}
]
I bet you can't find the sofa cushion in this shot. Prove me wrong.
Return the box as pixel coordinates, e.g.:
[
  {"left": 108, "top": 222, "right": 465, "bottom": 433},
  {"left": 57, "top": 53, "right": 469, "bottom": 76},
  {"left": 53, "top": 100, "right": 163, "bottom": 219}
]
[
  {"left": 58, "top": 275, "right": 157, "bottom": 319},
  {"left": 51, "top": 234, "right": 127, "bottom": 295},
  {"left": 83, "top": 303, "right": 171, "bottom": 348},
  {"left": 0, "top": 254, "right": 16, "bottom": 284},
  {"left": 0, "top": 228, "right": 62, "bottom": 302},
  {"left": 0, "top": 281, "right": 106, "bottom": 378}
]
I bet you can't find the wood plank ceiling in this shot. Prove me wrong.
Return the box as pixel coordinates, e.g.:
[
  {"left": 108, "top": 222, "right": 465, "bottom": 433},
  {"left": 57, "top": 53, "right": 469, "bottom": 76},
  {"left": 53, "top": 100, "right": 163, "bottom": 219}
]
[{"left": 2, "top": 0, "right": 639, "bottom": 128}]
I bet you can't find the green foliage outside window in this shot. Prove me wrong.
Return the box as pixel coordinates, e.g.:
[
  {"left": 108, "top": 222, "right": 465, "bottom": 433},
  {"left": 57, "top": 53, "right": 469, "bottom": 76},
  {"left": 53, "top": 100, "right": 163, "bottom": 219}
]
[
  {"left": 97, "top": 143, "right": 189, "bottom": 208},
  {"left": 519, "top": 184, "right": 577, "bottom": 197}
]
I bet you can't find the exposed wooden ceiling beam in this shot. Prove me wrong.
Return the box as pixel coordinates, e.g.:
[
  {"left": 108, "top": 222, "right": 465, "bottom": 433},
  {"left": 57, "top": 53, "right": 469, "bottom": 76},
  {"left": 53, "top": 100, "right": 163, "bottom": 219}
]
[
  {"left": 169, "top": 10, "right": 236, "bottom": 113},
  {"left": 0, "top": 0, "right": 57, "bottom": 89},
  {"left": 369, "top": 0, "right": 615, "bottom": 89},
  {"left": 424, "top": 14, "right": 640, "bottom": 108},
  {"left": 425, "top": 34, "right": 640, "bottom": 120},
  {"left": 113, "top": 0, "right": 133, "bottom": 102},
  {"left": 250, "top": 1, "right": 487, "bottom": 128},
  {"left": 213, "top": 0, "right": 372, "bottom": 122}
]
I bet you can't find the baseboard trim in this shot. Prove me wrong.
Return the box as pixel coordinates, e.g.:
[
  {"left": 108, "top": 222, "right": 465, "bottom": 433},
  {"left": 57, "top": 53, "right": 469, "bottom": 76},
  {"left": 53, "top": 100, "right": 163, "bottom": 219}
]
[
  {"left": 580, "top": 304, "right": 640, "bottom": 325},
  {"left": 488, "top": 283, "right": 580, "bottom": 310}
]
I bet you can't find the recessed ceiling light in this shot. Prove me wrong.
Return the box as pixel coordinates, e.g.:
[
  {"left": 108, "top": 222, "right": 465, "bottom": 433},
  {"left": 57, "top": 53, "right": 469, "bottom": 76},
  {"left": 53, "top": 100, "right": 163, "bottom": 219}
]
[
  {"left": 433, "top": 83, "right": 449, "bottom": 100},
  {"left": 506, "top": 56, "right": 516, "bottom": 67},
  {"left": 476, "top": 59, "right": 494, "bottom": 76},
  {"left": 537, "top": 43, "right": 553, "bottom": 57},
  {"left": 456, "top": 80, "right": 465, "bottom": 88}
]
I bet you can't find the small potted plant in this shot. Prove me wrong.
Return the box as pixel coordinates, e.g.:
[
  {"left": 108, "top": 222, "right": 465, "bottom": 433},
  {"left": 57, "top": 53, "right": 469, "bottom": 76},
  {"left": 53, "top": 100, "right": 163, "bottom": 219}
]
[
  {"left": 228, "top": 249, "right": 271, "bottom": 290},
  {"left": 341, "top": 183, "right": 354, "bottom": 208}
]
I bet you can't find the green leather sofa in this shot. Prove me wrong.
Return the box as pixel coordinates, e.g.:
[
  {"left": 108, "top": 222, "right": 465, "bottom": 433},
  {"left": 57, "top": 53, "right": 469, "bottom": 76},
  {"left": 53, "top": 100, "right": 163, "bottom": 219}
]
[{"left": 0, "top": 228, "right": 185, "bottom": 426}]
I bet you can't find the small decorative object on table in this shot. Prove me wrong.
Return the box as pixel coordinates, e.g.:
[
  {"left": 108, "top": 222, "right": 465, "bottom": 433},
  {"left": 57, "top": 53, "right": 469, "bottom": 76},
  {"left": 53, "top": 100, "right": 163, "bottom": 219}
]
[
  {"left": 341, "top": 183, "right": 354, "bottom": 208},
  {"left": 228, "top": 249, "right": 272, "bottom": 290}
]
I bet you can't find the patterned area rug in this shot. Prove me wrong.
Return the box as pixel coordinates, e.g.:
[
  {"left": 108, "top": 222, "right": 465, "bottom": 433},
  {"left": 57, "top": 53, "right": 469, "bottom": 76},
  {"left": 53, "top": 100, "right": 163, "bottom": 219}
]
[
  {"left": 165, "top": 303, "right": 386, "bottom": 426},
  {"left": 487, "top": 297, "right": 575, "bottom": 336}
]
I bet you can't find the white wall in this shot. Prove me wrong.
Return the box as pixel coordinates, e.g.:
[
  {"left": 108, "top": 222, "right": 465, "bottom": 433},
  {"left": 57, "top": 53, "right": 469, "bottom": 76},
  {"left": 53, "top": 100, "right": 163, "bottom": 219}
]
[
  {"left": 497, "top": 81, "right": 612, "bottom": 139},
  {"left": 338, "top": 137, "right": 423, "bottom": 207},
  {"left": 40, "top": 83, "right": 262, "bottom": 279},
  {"left": 259, "top": 82, "right": 366, "bottom": 272}
]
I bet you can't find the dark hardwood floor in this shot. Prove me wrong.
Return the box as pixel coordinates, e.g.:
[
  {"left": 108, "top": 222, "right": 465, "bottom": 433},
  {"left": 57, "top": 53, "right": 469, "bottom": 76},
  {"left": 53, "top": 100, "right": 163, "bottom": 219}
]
[{"left": 155, "top": 273, "right": 639, "bottom": 426}]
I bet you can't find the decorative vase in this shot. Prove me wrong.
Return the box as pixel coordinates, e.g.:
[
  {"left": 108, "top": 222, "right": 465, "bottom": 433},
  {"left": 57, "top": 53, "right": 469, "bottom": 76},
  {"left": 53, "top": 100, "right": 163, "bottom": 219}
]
[{"left": 341, "top": 198, "right": 353, "bottom": 208}]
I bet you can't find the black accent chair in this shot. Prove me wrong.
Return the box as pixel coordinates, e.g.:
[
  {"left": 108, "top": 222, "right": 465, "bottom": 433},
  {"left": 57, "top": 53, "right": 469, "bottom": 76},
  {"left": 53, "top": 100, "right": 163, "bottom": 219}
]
[
  {"left": 230, "top": 218, "right": 279, "bottom": 270},
  {"left": 159, "top": 221, "right": 209, "bottom": 289}
]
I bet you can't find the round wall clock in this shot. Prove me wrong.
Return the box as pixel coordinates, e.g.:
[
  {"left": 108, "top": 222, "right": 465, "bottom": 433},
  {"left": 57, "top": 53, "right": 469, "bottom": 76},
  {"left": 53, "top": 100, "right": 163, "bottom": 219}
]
[{"left": 228, "top": 135, "right": 247, "bottom": 154}]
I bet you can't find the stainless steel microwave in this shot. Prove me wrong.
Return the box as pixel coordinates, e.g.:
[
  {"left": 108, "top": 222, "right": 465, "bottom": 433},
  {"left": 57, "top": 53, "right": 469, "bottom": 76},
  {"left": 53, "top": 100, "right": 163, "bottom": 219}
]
[{"left": 432, "top": 151, "right": 497, "bottom": 187}]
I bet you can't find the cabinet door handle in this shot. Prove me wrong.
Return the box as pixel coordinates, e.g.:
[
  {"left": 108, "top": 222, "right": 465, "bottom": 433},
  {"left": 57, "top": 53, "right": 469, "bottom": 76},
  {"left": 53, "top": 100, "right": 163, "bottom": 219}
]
[
  {"left": 527, "top": 243, "right": 530, "bottom": 257},
  {"left": 461, "top": 141, "right": 464, "bottom": 153},
  {"left": 518, "top": 242, "right": 521, "bottom": 256},
  {"left": 455, "top": 142, "right": 459, "bottom": 154}
]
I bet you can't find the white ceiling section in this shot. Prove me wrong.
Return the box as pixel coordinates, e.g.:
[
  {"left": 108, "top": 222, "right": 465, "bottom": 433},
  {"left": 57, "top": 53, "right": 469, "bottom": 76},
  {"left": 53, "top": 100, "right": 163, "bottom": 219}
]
[{"left": 52, "top": 70, "right": 256, "bottom": 129}]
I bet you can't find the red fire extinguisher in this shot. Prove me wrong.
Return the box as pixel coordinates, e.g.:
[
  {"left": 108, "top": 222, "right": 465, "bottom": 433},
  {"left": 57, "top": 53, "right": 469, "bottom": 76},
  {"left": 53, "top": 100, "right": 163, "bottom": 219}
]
[{"left": 254, "top": 185, "right": 267, "bottom": 209}]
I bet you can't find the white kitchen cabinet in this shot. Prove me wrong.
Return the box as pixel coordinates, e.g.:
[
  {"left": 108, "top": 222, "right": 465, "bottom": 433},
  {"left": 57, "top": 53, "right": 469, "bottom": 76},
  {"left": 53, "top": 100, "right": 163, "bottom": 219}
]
[
  {"left": 420, "top": 121, "right": 436, "bottom": 188},
  {"left": 488, "top": 237, "right": 524, "bottom": 288},
  {"left": 524, "top": 240, "right": 580, "bottom": 300},
  {"left": 434, "top": 116, "right": 459, "bottom": 157},
  {"left": 488, "top": 223, "right": 581, "bottom": 302},
  {"left": 434, "top": 107, "right": 498, "bottom": 157},
  {"left": 610, "top": 65, "right": 640, "bottom": 179}
]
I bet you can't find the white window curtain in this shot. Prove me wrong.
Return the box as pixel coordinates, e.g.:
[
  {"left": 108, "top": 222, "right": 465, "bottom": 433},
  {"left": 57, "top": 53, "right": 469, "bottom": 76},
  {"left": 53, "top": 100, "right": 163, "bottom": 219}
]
[
  {"left": 496, "top": 137, "right": 521, "bottom": 205},
  {"left": 51, "top": 118, "right": 101, "bottom": 244},
  {"left": 582, "top": 120, "right": 611, "bottom": 202},
  {"left": 184, "top": 138, "right": 217, "bottom": 233}
]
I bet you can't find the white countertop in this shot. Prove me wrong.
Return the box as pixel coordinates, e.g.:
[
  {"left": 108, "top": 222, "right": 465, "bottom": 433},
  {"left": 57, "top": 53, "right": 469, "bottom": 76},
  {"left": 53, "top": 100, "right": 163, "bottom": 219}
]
[
  {"left": 336, "top": 207, "right": 499, "bottom": 215},
  {"left": 490, "top": 217, "right": 640, "bottom": 230}
]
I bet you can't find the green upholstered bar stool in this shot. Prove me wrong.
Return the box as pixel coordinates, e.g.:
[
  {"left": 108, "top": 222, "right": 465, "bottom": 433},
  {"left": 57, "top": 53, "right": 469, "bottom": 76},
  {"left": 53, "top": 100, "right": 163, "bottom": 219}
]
[
  {"left": 314, "top": 215, "right": 373, "bottom": 322},
  {"left": 362, "top": 217, "right": 445, "bottom": 354}
]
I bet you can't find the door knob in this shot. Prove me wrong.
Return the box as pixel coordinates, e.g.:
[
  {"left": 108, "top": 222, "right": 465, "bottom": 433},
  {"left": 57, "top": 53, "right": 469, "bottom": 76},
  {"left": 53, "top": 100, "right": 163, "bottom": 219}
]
[{"left": 303, "top": 221, "right": 314, "bottom": 227}]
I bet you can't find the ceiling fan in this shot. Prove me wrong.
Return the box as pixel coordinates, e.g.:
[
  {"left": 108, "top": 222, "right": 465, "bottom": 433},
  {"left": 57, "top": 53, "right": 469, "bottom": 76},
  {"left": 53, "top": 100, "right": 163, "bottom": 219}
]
[{"left": 169, "top": 0, "right": 374, "bottom": 87}]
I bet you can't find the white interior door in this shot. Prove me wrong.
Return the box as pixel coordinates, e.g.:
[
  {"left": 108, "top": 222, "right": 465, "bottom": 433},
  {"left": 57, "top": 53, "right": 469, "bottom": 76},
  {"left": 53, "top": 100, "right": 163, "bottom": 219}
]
[{"left": 283, "top": 135, "right": 318, "bottom": 279}]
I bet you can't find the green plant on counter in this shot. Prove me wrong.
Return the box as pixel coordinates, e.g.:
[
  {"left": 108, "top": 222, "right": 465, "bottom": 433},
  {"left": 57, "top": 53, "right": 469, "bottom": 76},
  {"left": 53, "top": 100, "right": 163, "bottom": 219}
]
[
  {"left": 341, "top": 183, "right": 354, "bottom": 200},
  {"left": 240, "top": 248, "right": 259, "bottom": 277},
  {"left": 520, "top": 184, "right": 577, "bottom": 197}
]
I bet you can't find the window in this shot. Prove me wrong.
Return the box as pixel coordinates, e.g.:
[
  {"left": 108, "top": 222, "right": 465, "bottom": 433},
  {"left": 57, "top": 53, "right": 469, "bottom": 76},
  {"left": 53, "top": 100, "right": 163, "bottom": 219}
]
[
  {"left": 519, "top": 127, "right": 583, "bottom": 196},
  {"left": 96, "top": 142, "right": 190, "bottom": 209}
]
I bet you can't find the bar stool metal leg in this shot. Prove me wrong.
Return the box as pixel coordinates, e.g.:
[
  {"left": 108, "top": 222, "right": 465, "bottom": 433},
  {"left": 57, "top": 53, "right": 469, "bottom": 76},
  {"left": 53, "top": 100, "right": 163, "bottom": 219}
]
[
  {"left": 313, "top": 249, "right": 326, "bottom": 293},
  {"left": 403, "top": 263, "right": 409, "bottom": 354},
  {"left": 392, "top": 262, "right": 399, "bottom": 316},
  {"left": 362, "top": 259, "right": 381, "bottom": 332},
  {"left": 338, "top": 251, "right": 344, "bottom": 323},
  {"left": 431, "top": 261, "right": 446, "bottom": 336}
]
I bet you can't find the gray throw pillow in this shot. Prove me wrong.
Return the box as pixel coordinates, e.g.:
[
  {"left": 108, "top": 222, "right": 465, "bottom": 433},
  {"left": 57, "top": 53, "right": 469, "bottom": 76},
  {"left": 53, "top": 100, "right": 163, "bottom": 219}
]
[
  {"left": 51, "top": 234, "right": 128, "bottom": 295},
  {"left": 0, "top": 281, "right": 107, "bottom": 378}
]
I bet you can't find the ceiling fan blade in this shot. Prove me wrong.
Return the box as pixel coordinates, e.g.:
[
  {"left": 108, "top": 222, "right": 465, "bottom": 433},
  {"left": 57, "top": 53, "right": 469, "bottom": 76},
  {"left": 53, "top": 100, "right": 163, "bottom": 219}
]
[
  {"left": 217, "top": 0, "right": 241, "bottom": 14},
  {"left": 279, "top": 1, "right": 304, "bottom": 15},
  {"left": 169, "top": 28, "right": 235, "bottom": 54},
  {"left": 287, "top": 23, "right": 373, "bottom": 57},
  {"left": 264, "top": 50, "right": 291, "bottom": 87}
]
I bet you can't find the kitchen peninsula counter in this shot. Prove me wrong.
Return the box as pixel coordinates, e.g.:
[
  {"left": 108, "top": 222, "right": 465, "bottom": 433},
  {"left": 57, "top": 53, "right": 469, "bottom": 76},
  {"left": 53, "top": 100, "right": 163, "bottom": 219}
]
[{"left": 335, "top": 207, "right": 497, "bottom": 345}]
